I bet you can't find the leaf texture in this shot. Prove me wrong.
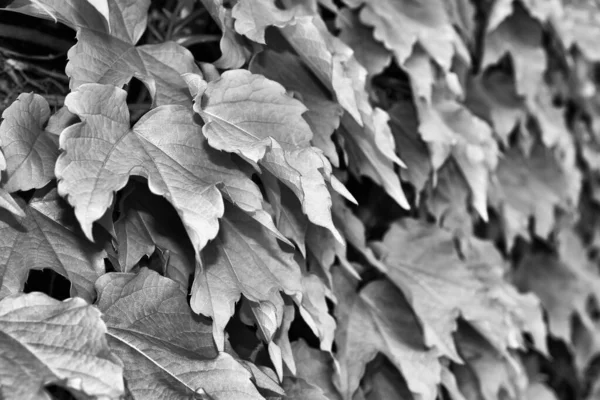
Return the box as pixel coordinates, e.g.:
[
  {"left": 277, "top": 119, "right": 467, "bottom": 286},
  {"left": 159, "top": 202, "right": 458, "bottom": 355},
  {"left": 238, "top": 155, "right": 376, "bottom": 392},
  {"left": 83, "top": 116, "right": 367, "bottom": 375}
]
[
  {"left": 0, "top": 93, "right": 59, "bottom": 192},
  {"left": 190, "top": 204, "right": 302, "bottom": 351},
  {"left": 0, "top": 292, "right": 124, "bottom": 399},
  {"left": 333, "top": 269, "right": 441, "bottom": 400},
  {"left": 95, "top": 268, "right": 264, "bottom": 400},
  {"left": 0, "top": 189, "right": 105, "bottom": 302},
  {"left": 66, "top": 0, "right": 200, "bottom": 107}
]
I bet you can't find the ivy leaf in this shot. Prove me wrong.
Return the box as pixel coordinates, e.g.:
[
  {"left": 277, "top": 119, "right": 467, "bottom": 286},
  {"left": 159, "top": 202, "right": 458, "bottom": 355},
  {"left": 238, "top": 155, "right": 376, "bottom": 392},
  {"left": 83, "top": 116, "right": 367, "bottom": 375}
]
[
  {"left": 465, "top": 70, "right": 526, "bottom": 143},
  {"left": 560, "top": 0, "right": 600, "bottom": 60},
  {"left": 335, "top": 8, "right": 392, "bottom": 77},
  {"left": 200, "top": 0, "right": 253, "bottom": 69},
  {"left": 483, "top": 2, "right": 546, "bottom": 102},
  {"left": 283, "top": 377, "right": 330, "bottom": 400},
  {"left": 0, "top": 292, "right": 124, "bottom": 399},
  {"left": 0, "top": 93, "right": 59, "bottom": 192},
  {"left": 0, "top": 188, "right": 105, "bottom": 302},
  {"left": 95, "top": 268, "right": 264, "bottom": 400},
  {"left": 388, "top": 101, "right": 432, "bottom": 193},
  {"left": 0, "top": 191, "right": 24, "bottom": 219},
  {"left": 66, "top": 0, "right": 200, "bottom": 107},
  {"left": 277, "top": 14, "right": 364, "bottom": 124},
  {"left": 490, "top": 140, "right": 581, "bottom": 244},
  {"left": 249, "top": 49, "right": 343, "bottom": 167},
  {"left": 292, "top": 338, "right": 341, "bottom": 400},
  {"left": 298, "top": 273, "right": 337, "bottom": 352},
  {"left": 57, "top": 83, "right": 275, "bottom": 256},
  {"left": 342, "top": 0, "right": 461, "bottom": 71},
  {"left": 425, "top": 159, "right": 473, "bottom": 234},
  {"left": 190, "top": 204, "right": 302, "bottom": 351},
  {"left": 262, "top": 172, "right": 308, "bottom": 256},
  {"left": 514, "top": 239, "right": 600, "bottom": 349},
  {"left": 190, "top": 70, "right": 342, "bottom": 241},
  {"left": 340, "top": 111, "right": 409, "bottom": 210},
  {"left": 453, "top": 324, "right": 527, "bottom": 400},
  {"left": 370, "top": 220, "right": 541, "bottom": 361},
  {"left": 232, "top": 0, "right": 296, "bottom": 44},
  {"left": 4, "top": 0, "right": 109, "bottom": 31},
  {"left": 332, "top": 269, "right": 441, "bottom": 400}
]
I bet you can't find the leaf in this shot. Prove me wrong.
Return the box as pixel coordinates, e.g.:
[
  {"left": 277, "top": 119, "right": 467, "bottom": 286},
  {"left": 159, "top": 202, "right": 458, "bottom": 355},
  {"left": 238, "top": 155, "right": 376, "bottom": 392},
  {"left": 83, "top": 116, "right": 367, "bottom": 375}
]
[
  {"left": 425, "top": 159, "right": 473, "bottom": 234},
  {"left": 387, "top": 94, "right": 432, "bottom": 194},
  {"left": 190, "top": 69, "right": 342, "bottom": 241},
  {"left": 200, "top": 0, "right": 253, "bottom": 69},
  {"left": 232, "top": 0, "right": 296, "bottom": 44},
  {"left": 249, "top": 49, "right": 343, "bottom": 166},
  {"left": 453, "top": 324, "right": 527, "bottom": 400},
  {"left": 0, "top": 191, "right": 24, "bottom": 219},
  {"left": 340, "top": 111, "right": 409, "bottom": 210},
  {"left": 526, "top": 383, "right": 559, "bottom": 400},
  {"left": 190, "top": 204, "right": 302, "bottom": 351},
  {"left": 292, "top": 338, "right": 341, "bottom": 400},
  {"left": 332, "top": 270, "right": 441, "bottom": 400},
  {"left": 0, "top": 188, "right": 105, "bottom": 302},
  {"left": 277, "top": 14, "right": 364, "bottom": 124},
  {"left": 297, "top": 273, "right": 337, "bottom": 352},
  {"left": 462, "top": 237, "right": 548, "bottom": 356},
  {"left": 335, "top": 8, "right": 392, "bottom": 77},
  {"left": 342, "top": 0, "right": 461, "bottom": 71},
  {"left": 114, "top": 183, "right": 195, "bottom": 289},
  {"left": 489, "top": 140, "right": 581, "bottom": 243},
  {"left": 283, "top": 377, "right": 330, "bottom": 400},
  {"left": 360, "top": 358, "right": 414, "bottom": 400},
  {"left": 483, "top": 2, "right": 546, "bottom": 102},
  {"left": 0, "top": 292, "right": 124, "bottom": 399},
  {"left": 370, "top": 220, "right": 541, "bottom": 361},
  {"left": 465, "top": 70, "right": 526, "bottom": 143},
  {"left": 558, "top": 0, "right": 600, "bottom": 60},
  {"left": 514, "top": 246, "right": 600, "bottom": 348},
  {"left": 5, "top": 0, "right": 109, "bottom": 31},
  {"left": 57, "top": 83, "right": 274, "bottom": 256},
  {"left": 95, "top": 268, "right": 265, "bottom": 400},
  {"left": 0, "top": 93, "right": 59, "bottom": 192},
  {"left": 66, "top": 0, "right": 200, "bottom": 107},
  {"left": 416, "top": 78, "right": 499, "bottom": 221},
  {"left": 262, "top": 172, "right": 308, "bottom": 256}
]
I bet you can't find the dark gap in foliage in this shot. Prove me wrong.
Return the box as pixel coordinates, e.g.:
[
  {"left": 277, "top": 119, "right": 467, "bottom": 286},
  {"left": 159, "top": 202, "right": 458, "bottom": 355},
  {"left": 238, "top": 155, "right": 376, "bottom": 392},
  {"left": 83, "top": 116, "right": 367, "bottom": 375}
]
[
  {"left": 24, "top": 269, "right": 71, "bottom": 301},
  {"left": 0, "top": 11, "right": 74, "bottom": 55},
  {"left": 104, "top": 257, "right": 117, "bottom": 273},
  {"left": 540, "top": 337, "right": 581, "bottom": 399},
  {"left": 125, "top": 77, "right": 152, "bottom": 124},
  {"left": 288, "top": 303, "right": 320, "bottom": 349},
  {"left": 44, "top": 384, "right": 79, "bottom": 400}
]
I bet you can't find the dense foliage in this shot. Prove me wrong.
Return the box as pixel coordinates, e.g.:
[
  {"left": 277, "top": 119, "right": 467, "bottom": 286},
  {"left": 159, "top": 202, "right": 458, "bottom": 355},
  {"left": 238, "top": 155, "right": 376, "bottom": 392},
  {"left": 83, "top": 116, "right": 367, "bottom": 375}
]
[{"left": 1, "top": 0, "right": 600, "bottom": 399}]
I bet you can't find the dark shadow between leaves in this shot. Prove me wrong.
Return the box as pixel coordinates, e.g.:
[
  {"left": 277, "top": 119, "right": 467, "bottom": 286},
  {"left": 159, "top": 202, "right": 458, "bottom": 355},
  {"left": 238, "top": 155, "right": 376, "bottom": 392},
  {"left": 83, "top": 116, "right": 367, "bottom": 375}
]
[{"left": 24, "top": 269, "right": 71, "bottom": 301}]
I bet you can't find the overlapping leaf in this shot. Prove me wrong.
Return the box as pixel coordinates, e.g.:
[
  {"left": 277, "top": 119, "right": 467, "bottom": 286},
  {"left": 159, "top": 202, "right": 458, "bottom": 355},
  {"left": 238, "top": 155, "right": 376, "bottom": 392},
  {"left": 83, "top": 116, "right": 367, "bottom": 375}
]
[
  {"left": 114, "top": 183, "right": 195, "bottom": 289},
  {"left": 0, "top": 292, "right": 124, "bottom": 399},
  {"left": 0, "top": 189, "right": 105, "bottom": 302},
  {"left": 95, "top": 268, "right": 265, "bottom": 400},
  {"left": 333, "top": 269, "right": 441, "bottom": 400},
  {"left": 483, "top": 2, "right": 546, "bottom": 102},
  {"left": 5, "top": 0, "right": 109, "bottom": 31},
  {"left": 66, "top": 0, "right": 200, "bottom": 107},
  {"left": 370, "top": 220, "right": 544, "bottom": 361},
  {"left": 489, "top": 140, "right": 580, "bottom": 243},
  {"left": 190, "top": 204, "right": 302, "bottom": 351},
  {"left": 56, "top": 83, "right": 276, "bottom": 256},
  {"left": 341, "top": 0, "right": 460, "bottom": 71},
  {"left": 188, "top": 69, "right": 342, "bottom": 241},
  {"left": 0, "top": 93, "right": 59, "bottom": 192}
]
